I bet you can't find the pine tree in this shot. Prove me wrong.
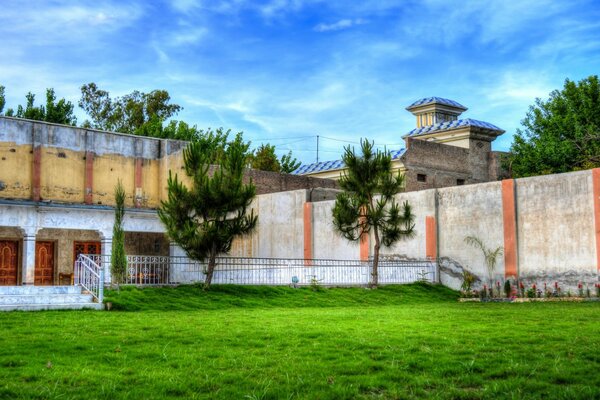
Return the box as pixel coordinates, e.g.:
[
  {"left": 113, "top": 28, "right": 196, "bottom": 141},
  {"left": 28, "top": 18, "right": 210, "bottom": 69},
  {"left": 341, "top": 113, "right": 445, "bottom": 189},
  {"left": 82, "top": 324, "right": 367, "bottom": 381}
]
[
  {"left": 332, "top": 139, "right": 415, "bottom": 286},
  {"left": 111, "top": 180, "right": 127, "bottom": 283},
  {"left": 158, "top": 133, "right": 257, "bottom": 288}
]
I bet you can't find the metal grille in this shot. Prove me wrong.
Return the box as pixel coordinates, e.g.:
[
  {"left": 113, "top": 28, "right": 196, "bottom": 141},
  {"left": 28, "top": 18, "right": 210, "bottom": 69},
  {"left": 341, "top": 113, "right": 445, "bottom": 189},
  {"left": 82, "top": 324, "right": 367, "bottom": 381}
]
[
  {"left": 170, "top": 256, "right": 436, "bottom": 286},
  {"left": 125, "top": 255, "right": 170, "bottom": 285},
  {"left": 87, "top": 254, "right": 436, "bottom": 287}
]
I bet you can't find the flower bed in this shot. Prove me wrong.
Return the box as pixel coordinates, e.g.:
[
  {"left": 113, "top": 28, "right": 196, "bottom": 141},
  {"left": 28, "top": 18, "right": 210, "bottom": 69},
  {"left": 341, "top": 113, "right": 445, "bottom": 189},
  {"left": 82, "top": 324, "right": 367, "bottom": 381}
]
[{"left": 459, "top": 281, "right": 600, "bottom": 302}]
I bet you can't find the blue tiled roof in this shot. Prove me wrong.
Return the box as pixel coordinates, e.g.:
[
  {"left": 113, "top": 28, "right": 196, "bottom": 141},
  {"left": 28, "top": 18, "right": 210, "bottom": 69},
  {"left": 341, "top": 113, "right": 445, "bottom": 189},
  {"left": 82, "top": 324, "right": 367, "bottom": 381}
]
[
  {"left": 406, "top": 97, "right": 467, "bottom": 111},
  {"left": 404, "top": 118, "right": 504, "bottom": 138},
  {"left": 292, "top": 149, "right": 406, "bottom": 175}
]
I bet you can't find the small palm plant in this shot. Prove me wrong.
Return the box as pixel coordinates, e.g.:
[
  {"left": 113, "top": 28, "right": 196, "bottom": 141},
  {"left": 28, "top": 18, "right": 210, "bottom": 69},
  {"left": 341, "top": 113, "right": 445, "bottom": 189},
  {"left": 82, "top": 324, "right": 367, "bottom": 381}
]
[{"left": 464, "top": 236, "right": 503, "bottom": 287}]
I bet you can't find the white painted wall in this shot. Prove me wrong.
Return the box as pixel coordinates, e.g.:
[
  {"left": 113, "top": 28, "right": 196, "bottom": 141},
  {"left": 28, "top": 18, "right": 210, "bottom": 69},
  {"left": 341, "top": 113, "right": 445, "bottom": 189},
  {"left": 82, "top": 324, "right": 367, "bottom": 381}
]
[
  {"left": 436, "top": 181, "right": 505, "bottom": 288},
  {"left": 516, "top": 171, "right": 596, "bottom": 282},
  {"left": 312, "top": 200, "right": 359, "bottom": 260}
]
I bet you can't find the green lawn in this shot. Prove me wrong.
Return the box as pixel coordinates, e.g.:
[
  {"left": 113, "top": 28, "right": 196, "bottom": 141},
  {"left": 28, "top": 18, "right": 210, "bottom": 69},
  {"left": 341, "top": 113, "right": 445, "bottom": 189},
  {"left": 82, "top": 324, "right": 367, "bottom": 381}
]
[{"left": 1, "top": 284, "right": 599, "bottom": 399}]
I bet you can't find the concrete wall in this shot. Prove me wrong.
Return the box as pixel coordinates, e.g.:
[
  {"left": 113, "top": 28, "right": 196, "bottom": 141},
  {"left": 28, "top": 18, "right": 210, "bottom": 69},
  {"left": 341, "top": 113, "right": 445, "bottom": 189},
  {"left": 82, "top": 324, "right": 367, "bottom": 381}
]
[
  {"left": 0, "top": 117, "right": 338, "bottom": 209},
  {"left": 516, "top": 171, "right": 596, "bottom": 285},
  {"left": 436, "top": 182, "right": 505, "bottom": 289},
  {"left": 227, "top": 169, "right": 600, "bottom": 291}
]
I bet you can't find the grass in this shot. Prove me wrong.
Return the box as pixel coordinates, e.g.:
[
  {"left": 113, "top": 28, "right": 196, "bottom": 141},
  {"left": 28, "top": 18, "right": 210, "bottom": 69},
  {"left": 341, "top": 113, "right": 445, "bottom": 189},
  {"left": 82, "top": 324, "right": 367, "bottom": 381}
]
[{"left": 0, "top": 283, "right": 598, "bottom": 399}]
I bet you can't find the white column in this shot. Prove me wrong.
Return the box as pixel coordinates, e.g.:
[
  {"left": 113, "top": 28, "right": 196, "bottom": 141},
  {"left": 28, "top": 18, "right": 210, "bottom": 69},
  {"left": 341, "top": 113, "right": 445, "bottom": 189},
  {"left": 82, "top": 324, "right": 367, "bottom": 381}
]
[
  {"left": 101, "top": 236, "right": 113, "bottom": 284},
  {"left": 21, "top": 234, "right": 37, "bottom": 285}
]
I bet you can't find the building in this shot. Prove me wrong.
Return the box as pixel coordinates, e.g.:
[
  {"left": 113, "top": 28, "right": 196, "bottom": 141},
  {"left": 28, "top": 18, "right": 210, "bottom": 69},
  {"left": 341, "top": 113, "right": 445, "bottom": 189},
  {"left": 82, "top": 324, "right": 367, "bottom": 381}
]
[
  {"left": 293, "top": 97, "right": 507, "bottom": 191},
  {"left": 0, "top": 116, "right": 336, "bottom": 288}
]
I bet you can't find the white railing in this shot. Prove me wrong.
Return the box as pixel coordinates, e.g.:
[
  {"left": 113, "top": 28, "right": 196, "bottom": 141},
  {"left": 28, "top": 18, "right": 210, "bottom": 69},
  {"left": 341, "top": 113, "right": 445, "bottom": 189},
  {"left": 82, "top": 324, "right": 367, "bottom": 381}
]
[
  {"left": 74, "top": 254, "right": 104, "bottom": 302},
  {"left": 170, "top": 257, "right": 437, "bottom": 286},
  {"left": 83, "top": 254, "right": 436, "bottom": 287},
  {"left": 125, "top": 255, "right": 170, "bottom": 285}
]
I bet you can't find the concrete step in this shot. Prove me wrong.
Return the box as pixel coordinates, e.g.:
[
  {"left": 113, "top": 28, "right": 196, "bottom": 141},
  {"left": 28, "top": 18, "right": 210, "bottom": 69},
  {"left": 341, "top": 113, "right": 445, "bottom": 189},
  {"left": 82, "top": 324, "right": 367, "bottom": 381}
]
[
  {"left": 0, "top": 285, "right": 103, "bottom": 311},
  {"left": 0, "top": 303, "right": 103, "bottom": 311},
  {"left": 0, "top": 285, "right": 82, "bottom": 295},
  {"left": 0, "top": 293, "right": 94, "bottom": 305}
]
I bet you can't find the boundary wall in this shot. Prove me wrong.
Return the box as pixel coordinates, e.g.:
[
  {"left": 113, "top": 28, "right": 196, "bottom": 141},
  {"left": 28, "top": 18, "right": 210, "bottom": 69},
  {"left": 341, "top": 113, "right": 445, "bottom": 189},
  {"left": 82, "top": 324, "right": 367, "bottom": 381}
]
[{"left": 229, "top": 168, "right": 600, "bottom": 290}]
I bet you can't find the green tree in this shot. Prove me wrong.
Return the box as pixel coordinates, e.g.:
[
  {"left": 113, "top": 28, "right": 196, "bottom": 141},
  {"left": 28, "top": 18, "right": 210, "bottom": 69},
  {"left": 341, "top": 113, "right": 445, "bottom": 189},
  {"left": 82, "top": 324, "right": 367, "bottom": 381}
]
[
  {"left": 134, "top": 115, "right": 203, "bottom": 141},
  {"left": 111, "top": 180, "right": 128, "bottom": 284},
  {"left": 158, "top": 132, "right": 257, "bottom": 289},
  {"left": 79, "top": 83, "right": 182, "bottom": 135},
  {"left": 248, "top": 144, "right": 301, "bottom": 174},
  {"left": 280, "top": 151, "right": 301, "bottom": 173},
  {"left": 332, "top": 139, "right": 415, "bottom": 287},
  {"left": 0, "top": 85, "right": 5, "bottom": 115},
  {"left": 508, "top": 75, "right": 600, "bottom": 177},
  {"left": 250, "top": 144, "right": 280, "bottom": 172},
  {"left": 0, "top": 87, "right": 76, "bottom": 125}
]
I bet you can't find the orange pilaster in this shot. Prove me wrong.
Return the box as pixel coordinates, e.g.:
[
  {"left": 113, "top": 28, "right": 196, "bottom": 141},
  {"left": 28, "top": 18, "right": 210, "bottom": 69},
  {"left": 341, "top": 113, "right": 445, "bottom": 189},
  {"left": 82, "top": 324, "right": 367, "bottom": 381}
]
[
  {"left": 425, "top": 216, "right": 437, "bottom": 260},
  {"left": 32, "top": 146, "right": 41, "bottom": 202},
  {"left": 360, "top": 231, "right": 369, "bottom": 261},
  {"left": 303, "top": 202, "right": 312, "bottom": 262},
  {"left": 84, "top": 151, "right": 94, "bottom": 204},
  {"left": 592, "top": 168, "right": 600, "bottom": 273},
  {"left": 502, "top": 179, "right": 518, "bottom": 278}
]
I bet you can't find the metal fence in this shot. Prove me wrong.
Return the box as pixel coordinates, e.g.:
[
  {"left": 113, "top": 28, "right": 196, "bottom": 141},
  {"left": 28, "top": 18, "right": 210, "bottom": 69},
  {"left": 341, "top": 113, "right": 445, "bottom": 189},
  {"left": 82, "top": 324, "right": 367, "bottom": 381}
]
[
  {"left": 170, "top": 257, "right": 437, "bottom": 286},
  {"left": 88, "top": 254, "right": 437, "bottom": 287}
]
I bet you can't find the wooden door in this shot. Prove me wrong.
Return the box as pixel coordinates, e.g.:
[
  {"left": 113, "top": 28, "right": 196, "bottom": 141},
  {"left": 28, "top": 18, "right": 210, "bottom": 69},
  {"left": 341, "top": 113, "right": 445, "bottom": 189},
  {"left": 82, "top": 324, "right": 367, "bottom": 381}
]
[
  {"left": 34, "top": 241, "right": 55, "bottom": 286},
  {"left": 0, "top": 241, "right": 18, "bottom": 286},
  {"left": 73, "top": 241, "right": 101, "bottom": 265}
]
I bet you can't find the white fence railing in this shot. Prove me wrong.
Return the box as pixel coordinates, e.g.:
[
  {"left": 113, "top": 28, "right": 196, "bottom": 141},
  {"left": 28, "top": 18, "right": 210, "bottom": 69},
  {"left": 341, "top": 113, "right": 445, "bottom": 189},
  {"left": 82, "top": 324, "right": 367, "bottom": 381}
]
[
  {"left": 88, "top": 255, "right": 437, "bottom": 287},
  {"left": 74, "top": 254, "right": 104, "bottom": 302}
]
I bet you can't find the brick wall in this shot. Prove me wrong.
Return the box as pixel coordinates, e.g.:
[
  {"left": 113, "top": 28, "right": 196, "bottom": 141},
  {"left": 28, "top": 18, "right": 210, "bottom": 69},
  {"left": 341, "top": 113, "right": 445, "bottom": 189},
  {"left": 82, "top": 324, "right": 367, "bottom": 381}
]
[{"left": 402, "top": 138, "right": 472, "bottom": 191}]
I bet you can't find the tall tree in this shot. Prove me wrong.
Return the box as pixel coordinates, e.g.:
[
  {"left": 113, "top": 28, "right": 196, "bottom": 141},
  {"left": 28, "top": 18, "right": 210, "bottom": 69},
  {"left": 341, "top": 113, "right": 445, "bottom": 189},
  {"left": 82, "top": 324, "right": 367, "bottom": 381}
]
[
  {"left": 79, "top": 83, "right": 181, "bottom": 134},
  {"left": 0, "top": 87, "right": 76, "bottom": 125},
  {"left": 158, "top": 132, "right": 257, "bottom": 288},
  {"left": 508, "top": 75, "right": 600, "bottom": 177},
  {"left": 111, "top": 180, "right": 128, "bottom": 284},
  {"left": 332, "top": 139, "right": 415, "bottom": 287},
  {"left": 0, "top": 85, "right": 5, "bottom": 115},
  {"left": 248, "top": 144, "right": 301, "bottom": 174},
  {"left": 249, "top": 144, "right": 280, "bottom": 172},
  {"left": 280, "top": 151, "right": 301, "bottom": 173}
]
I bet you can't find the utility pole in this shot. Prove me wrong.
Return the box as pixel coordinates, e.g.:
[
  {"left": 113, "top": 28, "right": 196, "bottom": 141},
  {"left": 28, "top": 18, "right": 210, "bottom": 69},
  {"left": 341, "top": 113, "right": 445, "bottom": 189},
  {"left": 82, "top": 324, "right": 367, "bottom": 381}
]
[{"left": 316, "top": 135, "right": 319, "bottom": 163}]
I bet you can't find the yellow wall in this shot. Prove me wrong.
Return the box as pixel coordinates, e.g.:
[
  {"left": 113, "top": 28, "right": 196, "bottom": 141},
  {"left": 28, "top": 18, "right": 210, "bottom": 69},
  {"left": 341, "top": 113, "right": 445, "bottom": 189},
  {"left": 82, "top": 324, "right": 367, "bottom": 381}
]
[
  {"left": 40, "top": 147, "right": 86, "bottom": 203},
  {"left": 141, "top": 158, "right": 161, "bottom": 208},
  {"left": 0, "top": 142, "right": 32, "bottom": 199},
  {"left": 93, "top": 153, "right": 136, "bottom": 207},
  {"left": 0, "top": 118, "right": 194, "bottom": 209}
]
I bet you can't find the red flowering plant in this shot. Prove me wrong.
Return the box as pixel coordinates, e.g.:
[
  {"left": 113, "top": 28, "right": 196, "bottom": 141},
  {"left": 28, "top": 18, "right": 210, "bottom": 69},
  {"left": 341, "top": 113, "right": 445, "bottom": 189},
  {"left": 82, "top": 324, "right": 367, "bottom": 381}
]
[
  {"left": 481, "top": 284, "right": 488, "bottom": 300},
  {"left": 578, "top": 282, "right": 584, "bottom": 297},
  {"left": 544, "top": 282, "right": 551, "bottom": 298},
  {"left": 595, "top": 283, "right": 600, "bottom": 298},
  {"left": 526, "top": 283, "right": 537, "bottom": 298},
  {"left": 519, "top": 281, "right": 525, "bottom": 297}
]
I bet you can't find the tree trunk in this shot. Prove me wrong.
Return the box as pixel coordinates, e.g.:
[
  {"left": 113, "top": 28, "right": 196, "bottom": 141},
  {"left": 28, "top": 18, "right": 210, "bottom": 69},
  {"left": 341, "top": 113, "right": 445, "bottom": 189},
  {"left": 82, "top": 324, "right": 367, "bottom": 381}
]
[
  {"left": 371, "top": 226, "right": 381, "bottom": 287},
  {"left": 204, "top": 245, "right": 217, "bottom": 289}
]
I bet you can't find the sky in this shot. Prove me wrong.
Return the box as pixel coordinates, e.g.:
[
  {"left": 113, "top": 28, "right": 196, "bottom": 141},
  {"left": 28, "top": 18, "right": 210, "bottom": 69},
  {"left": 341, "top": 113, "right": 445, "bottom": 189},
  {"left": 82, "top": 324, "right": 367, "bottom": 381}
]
[{"left": 1, "top": 0, "right": 599, "bottom": 165}]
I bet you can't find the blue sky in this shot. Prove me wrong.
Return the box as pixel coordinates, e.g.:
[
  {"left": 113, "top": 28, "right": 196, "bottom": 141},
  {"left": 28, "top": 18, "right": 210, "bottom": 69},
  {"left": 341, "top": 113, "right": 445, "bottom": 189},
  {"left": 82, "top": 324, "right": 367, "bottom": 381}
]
[{"left": 1, "top": 0, "right": 599, "bottom": 165}]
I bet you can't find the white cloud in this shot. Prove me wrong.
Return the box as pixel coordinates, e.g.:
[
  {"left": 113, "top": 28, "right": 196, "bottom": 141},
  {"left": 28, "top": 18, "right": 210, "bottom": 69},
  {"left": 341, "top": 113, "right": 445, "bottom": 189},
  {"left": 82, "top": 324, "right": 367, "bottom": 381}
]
[
  {"left": 314, "top": 18, "right": 367, "bottom": 32},
  {"left": 169, "top": 28, "right": 208, "bottom": 46},
  {"left": 0, "top": 2, "right": 145, "bottom": 45}
]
